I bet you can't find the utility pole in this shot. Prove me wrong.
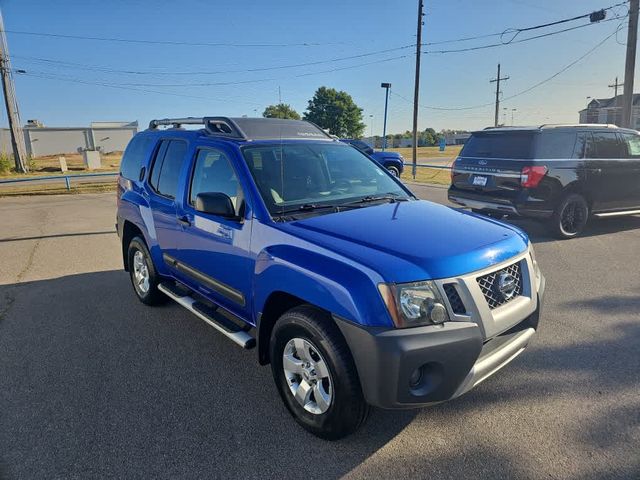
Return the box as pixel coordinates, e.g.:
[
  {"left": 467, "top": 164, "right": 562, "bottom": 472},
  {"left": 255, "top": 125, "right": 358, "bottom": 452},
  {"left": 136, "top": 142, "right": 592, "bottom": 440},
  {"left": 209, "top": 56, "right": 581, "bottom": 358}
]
[
  {"left": 609, "top": 76, "right": 624, "bottom": 125},
  {"left": 412, "top": 0, "right": 424, "bottom": 179},
  {"left": 622, "top": 0, "right": 639, "bottom": 128},
  {"left": 381, "top": 82, "right": 391, "bottom": 151},
  {"left": 0, "top": 8, "right": 28, "bottom": 173},
  {"left": 278, "top": 86, "right": 282, "bottom": 104},
  {"left": 490, "top": 64, "right": 509, "bottom": 127}
]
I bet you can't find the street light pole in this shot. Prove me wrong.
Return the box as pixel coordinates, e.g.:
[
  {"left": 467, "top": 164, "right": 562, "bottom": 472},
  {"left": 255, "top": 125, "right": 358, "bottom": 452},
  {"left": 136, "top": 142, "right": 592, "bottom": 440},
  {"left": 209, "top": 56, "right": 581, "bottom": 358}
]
[
  {"left": 511, "top": 108, "right": 517, "bottom": 126},
  {"left": 369, "top": 114, "right": 373, "bottom": 139},
  {"left": 381, "top": 82, "right": 391, "bottom": 151}
]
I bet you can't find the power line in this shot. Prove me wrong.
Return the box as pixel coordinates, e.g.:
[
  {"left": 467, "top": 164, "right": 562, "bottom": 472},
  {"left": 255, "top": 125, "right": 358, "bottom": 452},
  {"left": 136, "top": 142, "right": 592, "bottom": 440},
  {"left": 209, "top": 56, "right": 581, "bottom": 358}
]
[
  {"left": 421, "top": 0, "right": 628, "bottom": 46},
  {"left": 423, "top": 13, "right": 626, "bottom": 54},
  {"left": 10, "top": 44, "right": 414, "bottom": 76},
  {"left": 392, "top": 26, "right": 620, "bottom": 112},
  {"left": 15, "top": 55, "right": 409, "bottom": 88},
  {"left": 2, "top": 29, "right": 343, "bottom": 48},
  {"left": 17, "top": 71, "right": 265, "bottom": 107}
]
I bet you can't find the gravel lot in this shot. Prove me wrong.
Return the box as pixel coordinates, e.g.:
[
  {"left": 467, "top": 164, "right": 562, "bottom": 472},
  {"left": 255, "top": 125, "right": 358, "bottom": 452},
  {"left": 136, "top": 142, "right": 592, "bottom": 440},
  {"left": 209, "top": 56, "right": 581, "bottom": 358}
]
[{"left": 0, "top": 188, "right": 638, "bottom": 479}]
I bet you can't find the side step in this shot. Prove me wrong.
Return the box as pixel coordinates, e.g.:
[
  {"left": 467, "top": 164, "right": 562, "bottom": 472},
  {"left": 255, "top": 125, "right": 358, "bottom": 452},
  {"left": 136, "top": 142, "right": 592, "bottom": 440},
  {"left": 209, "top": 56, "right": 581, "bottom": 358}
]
[
  {"left": 158, "top": 282, "right": 256, "bottom": 349},
  {"left": 594, "top": 209, "right": 640, "bottom": 218}
]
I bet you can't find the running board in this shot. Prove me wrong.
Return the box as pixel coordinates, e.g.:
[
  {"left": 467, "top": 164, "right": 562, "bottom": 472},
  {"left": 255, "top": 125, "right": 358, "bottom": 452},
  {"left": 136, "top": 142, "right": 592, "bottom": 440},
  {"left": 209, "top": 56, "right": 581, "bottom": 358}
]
[
  {"left": 594, "top": 209, "right": 640, "bottom": 218},
  {"left": 158, "top": 283, "right": 255, "bottom": 349}
]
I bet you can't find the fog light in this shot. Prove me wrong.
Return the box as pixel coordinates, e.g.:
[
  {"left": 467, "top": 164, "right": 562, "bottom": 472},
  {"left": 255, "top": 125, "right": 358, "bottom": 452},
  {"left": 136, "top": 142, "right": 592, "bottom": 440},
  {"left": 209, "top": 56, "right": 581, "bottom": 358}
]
[
  {"left": 429, "top": 303, "right": 447, "bottom": 324},
  {"left": 409, "top": 367, "right": 423, "bottom": 388}
]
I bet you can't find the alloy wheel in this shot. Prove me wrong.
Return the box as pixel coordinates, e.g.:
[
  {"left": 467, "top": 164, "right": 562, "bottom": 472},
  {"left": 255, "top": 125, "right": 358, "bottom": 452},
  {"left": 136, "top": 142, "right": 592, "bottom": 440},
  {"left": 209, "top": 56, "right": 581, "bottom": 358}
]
[{"left": 282, "top": 338, "right": 333, "bottom": 415}]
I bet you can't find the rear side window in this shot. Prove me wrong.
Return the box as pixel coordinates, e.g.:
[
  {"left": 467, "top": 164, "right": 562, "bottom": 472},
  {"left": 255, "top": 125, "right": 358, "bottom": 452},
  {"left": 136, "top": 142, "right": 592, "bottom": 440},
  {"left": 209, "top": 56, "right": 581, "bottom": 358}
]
[
  {"left": 621, "top": 132, "right": 640, "bottom": 157},
  {"left": 591, "top": 132, "right": 626, "bottom": 158},
  {"left": 460, "top": 132, "right": 535, "bottom": 159},
  {"left": 535, "top": 132, "right": 576, "bottom": 159},
  {"left": 120, "top": 135, "right": 152, "bottom": 180},
  {"left": 149, "top": 140, "right": 188, "bottom": 199}
]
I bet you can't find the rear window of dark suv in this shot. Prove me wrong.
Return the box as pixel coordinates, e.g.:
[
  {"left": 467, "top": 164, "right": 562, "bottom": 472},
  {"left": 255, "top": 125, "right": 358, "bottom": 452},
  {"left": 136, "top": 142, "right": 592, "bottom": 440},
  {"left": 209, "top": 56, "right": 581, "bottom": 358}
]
[
  {"left": 460, "top": 132, "right": 535, "bottom": 159},
  {"left": 461, "top": 130, "right": 579, "bottom": 160}
]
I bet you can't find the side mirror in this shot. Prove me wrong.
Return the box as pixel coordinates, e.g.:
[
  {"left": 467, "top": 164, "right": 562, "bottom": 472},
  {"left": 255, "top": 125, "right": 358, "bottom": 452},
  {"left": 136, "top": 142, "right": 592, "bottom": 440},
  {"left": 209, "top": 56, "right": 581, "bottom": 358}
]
[
  {"left": 365, "top": 147, "right": 374, "bottom": 155},
  {"left": 195, "top": 192, "right": 237, "bottom": 219}
]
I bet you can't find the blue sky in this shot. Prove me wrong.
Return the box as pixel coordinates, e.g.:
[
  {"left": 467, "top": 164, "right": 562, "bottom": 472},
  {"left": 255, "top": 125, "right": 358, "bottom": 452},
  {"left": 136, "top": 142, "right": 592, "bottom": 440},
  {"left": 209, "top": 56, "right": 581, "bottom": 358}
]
[{"left": 1, "top": 0, "right": 633, "bottom": 134}]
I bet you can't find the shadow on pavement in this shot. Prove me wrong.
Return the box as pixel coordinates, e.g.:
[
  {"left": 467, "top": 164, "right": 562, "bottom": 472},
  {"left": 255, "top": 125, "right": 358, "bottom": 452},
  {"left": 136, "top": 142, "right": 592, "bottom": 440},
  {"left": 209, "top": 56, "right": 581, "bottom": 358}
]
[
  {"left": 0, "top": 271, "right": 416, "bottom": 479},
  {"left": 1, "top": 272, "right": 638, "bottom": 479}
]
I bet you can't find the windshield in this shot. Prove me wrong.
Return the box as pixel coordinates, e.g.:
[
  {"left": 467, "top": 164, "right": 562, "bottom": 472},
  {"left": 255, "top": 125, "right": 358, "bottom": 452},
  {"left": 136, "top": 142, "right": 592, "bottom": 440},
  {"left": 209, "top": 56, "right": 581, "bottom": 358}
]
[{"left": 242, "top": 142, "right": 410, "bottom": 216}]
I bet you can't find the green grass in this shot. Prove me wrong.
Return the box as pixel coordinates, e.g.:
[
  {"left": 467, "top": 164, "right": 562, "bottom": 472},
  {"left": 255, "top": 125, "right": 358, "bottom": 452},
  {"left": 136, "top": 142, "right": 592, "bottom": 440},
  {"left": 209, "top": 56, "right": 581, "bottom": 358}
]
[
  {"left": 402, "top": 167, "right": 451, "bottom": 186},
  {"left": 387, "top": 145, "right": 462, "bottom": 161}
]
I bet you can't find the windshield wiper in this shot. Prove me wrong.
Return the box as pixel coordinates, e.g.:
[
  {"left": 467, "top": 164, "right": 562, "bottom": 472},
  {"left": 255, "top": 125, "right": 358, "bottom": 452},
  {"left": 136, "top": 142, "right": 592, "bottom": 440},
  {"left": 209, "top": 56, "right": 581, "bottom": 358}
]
[
  {"left": 276, "top": 202, "right": 367, "bottom": 218},
  {"left": 342, "top": 193, "right": 409, "bottom": 206}
]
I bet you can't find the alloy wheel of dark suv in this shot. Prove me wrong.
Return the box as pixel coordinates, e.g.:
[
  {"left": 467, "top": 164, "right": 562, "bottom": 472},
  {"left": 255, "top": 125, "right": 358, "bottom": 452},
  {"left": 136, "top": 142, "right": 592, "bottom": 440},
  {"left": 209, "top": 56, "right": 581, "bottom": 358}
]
[{"left": 551, "top": 194, "right": 589, "bottom": 239}]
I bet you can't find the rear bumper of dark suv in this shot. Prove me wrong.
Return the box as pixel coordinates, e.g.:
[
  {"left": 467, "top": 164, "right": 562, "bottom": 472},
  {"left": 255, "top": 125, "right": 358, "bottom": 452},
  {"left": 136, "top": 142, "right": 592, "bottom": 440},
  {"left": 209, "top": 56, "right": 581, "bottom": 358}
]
[{"left": 448, "top": 187, "right": 555, "bottom": 219}]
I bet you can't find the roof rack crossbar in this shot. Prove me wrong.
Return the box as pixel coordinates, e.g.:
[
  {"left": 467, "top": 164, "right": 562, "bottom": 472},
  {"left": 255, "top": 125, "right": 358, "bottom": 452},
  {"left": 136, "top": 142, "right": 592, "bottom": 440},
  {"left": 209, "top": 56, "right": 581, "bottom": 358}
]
[{"left": 148, "top": 116, "right": 247, "bottom": 139}]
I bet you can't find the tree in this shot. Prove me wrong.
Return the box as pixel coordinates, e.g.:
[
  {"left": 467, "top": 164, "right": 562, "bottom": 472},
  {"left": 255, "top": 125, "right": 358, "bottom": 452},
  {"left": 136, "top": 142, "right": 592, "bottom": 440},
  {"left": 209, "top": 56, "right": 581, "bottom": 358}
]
[
  {"left": 262, "top": 103, "right": 301, "bottom": 120},
  {"left": 303, "top": 86, "right": 365, "bottom": 138}
]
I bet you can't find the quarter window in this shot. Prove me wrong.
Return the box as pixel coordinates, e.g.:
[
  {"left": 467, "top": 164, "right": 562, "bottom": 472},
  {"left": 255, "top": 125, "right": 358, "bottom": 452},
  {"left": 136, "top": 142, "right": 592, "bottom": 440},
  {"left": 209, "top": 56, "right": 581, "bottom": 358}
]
[
  {"left": 120, "top": 135, "right": 152, "bottom": 181},
  {"left": 189, "top": 149, "right": 243, "bottom": 214},
  {"left": 621, "top": 132, "right": 640, "bottom": 157}
]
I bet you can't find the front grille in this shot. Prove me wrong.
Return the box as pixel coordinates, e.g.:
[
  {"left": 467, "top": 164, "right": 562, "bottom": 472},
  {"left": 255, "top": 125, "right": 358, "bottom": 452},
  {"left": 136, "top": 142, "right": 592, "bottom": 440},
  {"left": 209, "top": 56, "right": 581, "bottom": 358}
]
[
  {"left": 477, "top": 262, "right": 523, "bottom": 309},
  {"left": 443, "top": 283, "right": 466, "bottom": 315}
]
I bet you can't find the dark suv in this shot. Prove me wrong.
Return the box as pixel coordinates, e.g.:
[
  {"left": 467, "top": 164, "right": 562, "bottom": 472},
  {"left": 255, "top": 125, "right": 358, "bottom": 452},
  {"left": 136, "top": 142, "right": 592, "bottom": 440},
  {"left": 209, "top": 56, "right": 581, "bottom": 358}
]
[{"left": 448, "top": 124, "right": 640, "bottom": 238}]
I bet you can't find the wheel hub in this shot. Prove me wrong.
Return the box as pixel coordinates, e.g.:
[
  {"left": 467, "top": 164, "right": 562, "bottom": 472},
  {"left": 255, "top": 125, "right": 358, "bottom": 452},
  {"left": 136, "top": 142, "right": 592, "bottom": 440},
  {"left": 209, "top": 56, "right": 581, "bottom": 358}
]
[
  {"left": 132, "top": 250, "right": 150, "bottom": 294},
  {"left": 282, "top": 338, "right": 333, "bottom": 415}
]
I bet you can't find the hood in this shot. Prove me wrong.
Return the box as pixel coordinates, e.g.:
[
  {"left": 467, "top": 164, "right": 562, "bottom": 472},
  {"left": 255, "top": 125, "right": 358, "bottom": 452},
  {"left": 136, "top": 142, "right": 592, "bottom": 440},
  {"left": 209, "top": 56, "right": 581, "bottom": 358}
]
[{"left": 277, "top": 200, "right": 528, "bottom": 283}]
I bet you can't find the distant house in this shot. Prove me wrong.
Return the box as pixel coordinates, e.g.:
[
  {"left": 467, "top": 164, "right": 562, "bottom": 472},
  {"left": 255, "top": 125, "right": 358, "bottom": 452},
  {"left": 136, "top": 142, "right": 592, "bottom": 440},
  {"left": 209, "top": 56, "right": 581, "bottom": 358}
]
[{"left": 578, "top": 94, "right": 640, "bottom": 129}]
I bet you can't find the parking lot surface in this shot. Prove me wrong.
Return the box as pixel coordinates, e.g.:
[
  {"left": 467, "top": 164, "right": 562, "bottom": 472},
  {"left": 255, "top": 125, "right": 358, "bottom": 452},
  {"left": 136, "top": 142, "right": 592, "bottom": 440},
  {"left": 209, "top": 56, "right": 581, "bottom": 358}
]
[{"left": 1, "top": 188, "right": 638, "bottom": 479}]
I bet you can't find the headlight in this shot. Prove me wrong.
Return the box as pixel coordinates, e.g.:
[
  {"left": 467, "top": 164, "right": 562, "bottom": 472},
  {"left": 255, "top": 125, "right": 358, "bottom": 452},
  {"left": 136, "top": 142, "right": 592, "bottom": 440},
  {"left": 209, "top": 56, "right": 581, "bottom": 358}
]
[{"left": 378, "top": 281, "right": 449, "bottom": 328}]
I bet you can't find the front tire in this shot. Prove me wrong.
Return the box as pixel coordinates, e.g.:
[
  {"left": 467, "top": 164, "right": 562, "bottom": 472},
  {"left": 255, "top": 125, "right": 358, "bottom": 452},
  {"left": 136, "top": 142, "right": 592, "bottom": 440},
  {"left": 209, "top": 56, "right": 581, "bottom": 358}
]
[
  {"left": 270, "top": 306, "right": 369, "bottom": 440},
  {"left": 127, "top": 236, "right": 167, "bottom": 305},
  {"left": 549, "top": 193, "right": 589, "bottom": 239},
  {"left": 387, "top": 165, "right": 401, "bottom": 177}
]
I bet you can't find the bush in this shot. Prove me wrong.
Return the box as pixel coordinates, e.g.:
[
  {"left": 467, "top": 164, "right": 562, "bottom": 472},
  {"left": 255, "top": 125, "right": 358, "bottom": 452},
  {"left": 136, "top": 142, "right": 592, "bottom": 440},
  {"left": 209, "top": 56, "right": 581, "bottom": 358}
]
[{"left": 0, "top": 153, "right": 12, "bottom": 175}]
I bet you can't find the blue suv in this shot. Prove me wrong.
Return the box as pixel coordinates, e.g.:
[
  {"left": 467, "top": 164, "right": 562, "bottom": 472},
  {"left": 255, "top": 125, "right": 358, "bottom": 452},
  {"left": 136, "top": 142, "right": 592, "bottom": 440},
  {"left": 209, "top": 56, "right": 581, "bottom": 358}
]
[
  {"left": 116, "top": 117, "right": 545, "bottom": 439},
  {"left": 340, "top": 138, "right": 405, "bottom": 177}
]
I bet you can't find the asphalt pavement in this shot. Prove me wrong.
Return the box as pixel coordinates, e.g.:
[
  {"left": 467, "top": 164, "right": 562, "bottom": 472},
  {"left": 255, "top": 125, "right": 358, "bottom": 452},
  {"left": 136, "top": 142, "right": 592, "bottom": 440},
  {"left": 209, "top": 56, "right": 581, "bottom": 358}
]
[{"left": 0, "top": 188, "right": 638, "bottom": 479}]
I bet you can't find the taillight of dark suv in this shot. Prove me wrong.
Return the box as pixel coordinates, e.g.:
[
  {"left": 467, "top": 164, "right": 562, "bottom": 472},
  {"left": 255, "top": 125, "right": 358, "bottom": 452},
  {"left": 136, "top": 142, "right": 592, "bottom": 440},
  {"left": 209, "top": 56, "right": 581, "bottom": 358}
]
[{"left": 520, "top": 166, "right": 547, "bottom": 188}]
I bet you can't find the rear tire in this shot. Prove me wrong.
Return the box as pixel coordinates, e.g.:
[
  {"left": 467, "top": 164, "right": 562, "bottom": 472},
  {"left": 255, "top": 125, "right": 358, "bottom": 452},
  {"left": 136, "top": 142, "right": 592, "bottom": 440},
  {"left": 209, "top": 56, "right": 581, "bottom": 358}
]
[
  {"left": 549, "top": 193, "right": 589, "bottom": 239},
  {"left": 270, "top": 305, "right": 370, "bottom": 440},
  {"left": 387, "top": 165, "right": 400, "bottom": 177},
  {"left": 127, "top": 236, "right": 167, "bottom": 306}
]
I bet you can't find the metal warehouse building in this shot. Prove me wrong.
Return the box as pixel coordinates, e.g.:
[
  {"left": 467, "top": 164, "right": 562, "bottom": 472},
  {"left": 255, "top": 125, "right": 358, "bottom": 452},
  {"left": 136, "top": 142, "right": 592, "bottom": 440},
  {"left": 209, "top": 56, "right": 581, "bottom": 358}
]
[{"left": 0, "top": 121, "right": 138, "bottom": 157}]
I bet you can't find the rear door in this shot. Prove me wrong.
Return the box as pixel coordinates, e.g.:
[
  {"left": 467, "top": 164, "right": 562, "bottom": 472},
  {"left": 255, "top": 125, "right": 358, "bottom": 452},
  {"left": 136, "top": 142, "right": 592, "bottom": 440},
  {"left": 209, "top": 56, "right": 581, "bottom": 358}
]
[
  {"left": 147, "top": 138, "right": 189, "bottom": 260},
  {"left": 451, "top": 131, "right": 535, "bottom": 200},
  {"left": 619, "top": 132, "right": 640, "bottom": 209},
  {"left": 581, "top": 131, "right": 628, "bottom": 211}
]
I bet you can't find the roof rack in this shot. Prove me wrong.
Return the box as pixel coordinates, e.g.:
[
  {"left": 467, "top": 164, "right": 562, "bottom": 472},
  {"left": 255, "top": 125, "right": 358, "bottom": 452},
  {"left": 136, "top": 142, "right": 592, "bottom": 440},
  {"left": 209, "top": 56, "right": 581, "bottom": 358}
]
[
  {"left": 147, "top": 116, "right": 334, "bottom": 142},
  {"left": 538, "top": 123, "right": 619, "bottom": 129},
  {"left": 148, "top": 117, "right": 246, "bottom": 139}
]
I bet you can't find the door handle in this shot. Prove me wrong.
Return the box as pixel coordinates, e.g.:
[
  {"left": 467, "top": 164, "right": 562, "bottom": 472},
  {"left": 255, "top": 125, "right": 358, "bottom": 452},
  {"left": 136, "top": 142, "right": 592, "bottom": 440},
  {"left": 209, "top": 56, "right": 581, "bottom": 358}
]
[{"left": 177, "top": 215, "right": 191, "bottom": 227}]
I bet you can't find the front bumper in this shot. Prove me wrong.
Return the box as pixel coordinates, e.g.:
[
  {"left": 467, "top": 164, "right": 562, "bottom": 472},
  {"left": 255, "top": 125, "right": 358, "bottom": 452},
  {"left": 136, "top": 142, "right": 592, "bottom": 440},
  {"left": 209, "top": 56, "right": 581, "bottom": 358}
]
[{"left": 335, "top": 254, "right": 546, "bottom": 409}]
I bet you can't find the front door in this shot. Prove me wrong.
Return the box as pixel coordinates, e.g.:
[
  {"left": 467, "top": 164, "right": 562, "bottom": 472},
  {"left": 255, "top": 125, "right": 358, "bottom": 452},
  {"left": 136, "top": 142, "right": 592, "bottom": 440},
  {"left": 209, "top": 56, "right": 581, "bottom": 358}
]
[{"left": 173, "top": 147, "right": 254, "bottom": 321}]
